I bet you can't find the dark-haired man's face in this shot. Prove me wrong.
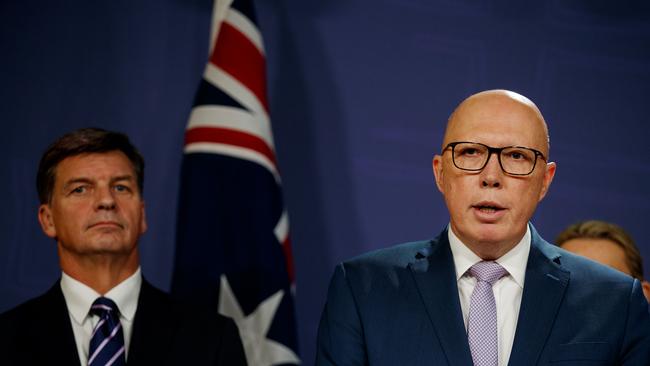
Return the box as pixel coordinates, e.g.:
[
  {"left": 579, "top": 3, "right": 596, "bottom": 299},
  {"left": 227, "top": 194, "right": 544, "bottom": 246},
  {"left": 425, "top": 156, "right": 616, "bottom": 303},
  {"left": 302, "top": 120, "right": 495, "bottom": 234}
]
[{"left": 38, "top": 151, "right": 147, "bottom": 266}]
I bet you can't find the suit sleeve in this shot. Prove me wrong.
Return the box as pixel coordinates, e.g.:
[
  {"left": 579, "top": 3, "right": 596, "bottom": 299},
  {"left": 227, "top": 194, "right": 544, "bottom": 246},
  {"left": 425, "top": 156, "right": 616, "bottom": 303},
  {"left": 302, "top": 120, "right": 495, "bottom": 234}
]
[
  {"left": 620, "top": 278, "right": 650, "bottom": 365},
  {"left": 316, "top": 263, "right": 368, "bottom": 366}
]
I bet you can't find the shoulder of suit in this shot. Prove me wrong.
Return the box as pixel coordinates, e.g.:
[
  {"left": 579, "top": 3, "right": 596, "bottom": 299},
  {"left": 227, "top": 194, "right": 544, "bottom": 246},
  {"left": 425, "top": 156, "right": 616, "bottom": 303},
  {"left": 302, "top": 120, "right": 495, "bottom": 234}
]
[
  {"left": 341, "top": 238, "right": 437, "bottom": 270},
  {"left": 551, "top": 245, "right": 635, "bottom": 284},
  {"left": 0, "top": 282, "right": 61, "bottom": 319},
  {"left": 529, "top": 235, "right": 635, "bottom": 288},
  {"left": 0, "top": 282, "right": 63, "bottom": 337}
]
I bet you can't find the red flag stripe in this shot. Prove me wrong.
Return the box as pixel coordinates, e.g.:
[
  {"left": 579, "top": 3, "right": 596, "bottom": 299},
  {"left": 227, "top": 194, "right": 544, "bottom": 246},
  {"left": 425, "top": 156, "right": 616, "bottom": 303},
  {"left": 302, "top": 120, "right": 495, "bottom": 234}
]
[
  {"left": 186, "top": 127, "right": 277, "bottom": 167},
  {"left": 282, "top": 237, "right": 295, "bottom": 284},
  {"left": 210, "top": 22, "right": 269, "bottom": 114}
]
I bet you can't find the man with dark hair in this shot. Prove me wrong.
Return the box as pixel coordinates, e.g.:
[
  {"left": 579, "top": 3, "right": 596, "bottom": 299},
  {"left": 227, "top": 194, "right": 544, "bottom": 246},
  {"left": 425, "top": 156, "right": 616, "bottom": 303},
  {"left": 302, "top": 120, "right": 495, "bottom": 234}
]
[
  {"left": 36, "top": 128, "right": 146, "bottom": 205},
  {"left": 316, "top": 90, "right": 650, "bottom": 365},
  {"left": 0, "top": 128, "right": 247, "bottom": 366},
  {"left": 557, "top": 220, "right": 650, "bottom": 301}
]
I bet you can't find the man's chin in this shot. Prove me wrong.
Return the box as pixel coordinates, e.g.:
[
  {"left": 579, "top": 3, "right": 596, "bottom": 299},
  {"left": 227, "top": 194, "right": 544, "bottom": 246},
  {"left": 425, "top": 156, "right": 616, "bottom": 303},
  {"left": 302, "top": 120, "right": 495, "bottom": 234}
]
[
  {"left": 83, "top": 239, "right": 135, "bottom": 256},
  {"left": 464, "top": 221, "right": 504, "bottom": 240},
  {"left": 462, "top": 225, "right": 513, "bottom": 248},
  {"left": 58, "top": 242, "right": 136, "bottom": 265}
]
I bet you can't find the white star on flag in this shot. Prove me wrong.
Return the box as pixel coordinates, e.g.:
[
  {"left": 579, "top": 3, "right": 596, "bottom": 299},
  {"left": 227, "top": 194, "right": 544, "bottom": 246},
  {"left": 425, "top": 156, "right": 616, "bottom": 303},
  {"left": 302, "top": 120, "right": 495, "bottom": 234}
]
[{"left": 218, "top": 275, "right": 301, "bottom": 365}]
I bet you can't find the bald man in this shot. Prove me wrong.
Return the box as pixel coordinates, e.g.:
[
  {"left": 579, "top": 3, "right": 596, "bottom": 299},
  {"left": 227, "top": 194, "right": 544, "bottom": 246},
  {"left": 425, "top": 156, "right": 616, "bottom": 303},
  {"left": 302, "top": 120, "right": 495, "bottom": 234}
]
[{"left": 316, "top": 90, "right": 650, "bottom": 365}]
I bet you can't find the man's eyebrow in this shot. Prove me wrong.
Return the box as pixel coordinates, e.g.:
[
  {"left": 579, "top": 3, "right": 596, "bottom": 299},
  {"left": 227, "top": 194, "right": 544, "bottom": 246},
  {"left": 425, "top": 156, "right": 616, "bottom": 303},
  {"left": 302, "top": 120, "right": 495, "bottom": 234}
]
[
  {"left": 111, "top": 175, "right": 135, "bottom": 183},
  {"left": 62, "top": 177, "right": 92, "bottom": 190},
  {"left": 61, "top": 175, "right": 135, "bottom": 190}
]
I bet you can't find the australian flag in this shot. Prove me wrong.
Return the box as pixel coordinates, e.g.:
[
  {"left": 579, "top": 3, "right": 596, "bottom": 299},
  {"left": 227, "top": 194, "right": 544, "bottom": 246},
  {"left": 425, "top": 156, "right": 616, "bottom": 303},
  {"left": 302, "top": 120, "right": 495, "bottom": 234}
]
[{"left": 172, "top": 0, "right": 300, "bottom": 364}]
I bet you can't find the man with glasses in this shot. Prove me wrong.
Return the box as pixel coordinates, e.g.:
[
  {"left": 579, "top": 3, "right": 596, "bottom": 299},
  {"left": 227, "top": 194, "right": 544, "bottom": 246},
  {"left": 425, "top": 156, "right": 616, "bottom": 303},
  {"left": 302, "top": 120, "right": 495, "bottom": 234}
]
[{"left": 316, "top": 90, "right": 650, "bottom": 365}]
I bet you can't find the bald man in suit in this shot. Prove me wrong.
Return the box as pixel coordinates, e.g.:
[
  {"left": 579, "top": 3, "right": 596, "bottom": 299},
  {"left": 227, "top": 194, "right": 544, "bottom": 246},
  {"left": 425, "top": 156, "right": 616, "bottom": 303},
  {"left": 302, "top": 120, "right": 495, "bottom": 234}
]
[{"left": 317, "top": 90, "right": 650, "bottom": 365}]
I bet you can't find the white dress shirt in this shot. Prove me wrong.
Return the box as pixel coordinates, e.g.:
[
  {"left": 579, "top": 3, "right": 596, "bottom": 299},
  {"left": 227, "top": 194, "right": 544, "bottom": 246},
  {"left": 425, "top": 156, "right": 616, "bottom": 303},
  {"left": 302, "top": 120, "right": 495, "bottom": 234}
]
[
  {"left": 448, "top": 225, "right": 531, "bottom": 366},
  {"left": 60, "top": 267, "right": 142, "bottom": 366}
]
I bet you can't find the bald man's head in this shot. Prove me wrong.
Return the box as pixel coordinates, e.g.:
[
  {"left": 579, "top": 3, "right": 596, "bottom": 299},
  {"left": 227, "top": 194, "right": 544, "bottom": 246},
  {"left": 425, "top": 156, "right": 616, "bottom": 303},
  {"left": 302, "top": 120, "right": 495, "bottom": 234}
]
[
  {"left": 432, "top": 89, "right": 556, "bottom": 260},
  {"left": 443, "top": 89, "right": 550, "bottom": 156}
]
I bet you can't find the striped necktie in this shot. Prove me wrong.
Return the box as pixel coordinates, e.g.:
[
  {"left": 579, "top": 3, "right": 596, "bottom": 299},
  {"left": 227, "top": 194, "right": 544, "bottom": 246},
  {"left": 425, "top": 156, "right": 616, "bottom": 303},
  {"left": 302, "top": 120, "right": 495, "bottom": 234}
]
[
  {"left": 88, "top": 297, "right": 126, "bottom": 366},
  {"left": 467, "top": 261, "right": 508, "bottom": 366}
]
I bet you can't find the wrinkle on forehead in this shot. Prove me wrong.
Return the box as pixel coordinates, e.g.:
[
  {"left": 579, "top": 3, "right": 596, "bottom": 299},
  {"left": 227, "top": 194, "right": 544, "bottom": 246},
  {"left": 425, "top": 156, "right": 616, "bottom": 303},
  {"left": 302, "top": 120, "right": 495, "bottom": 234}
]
[{"left": 442, "top": 89, "right": 550, "bottom": 154}]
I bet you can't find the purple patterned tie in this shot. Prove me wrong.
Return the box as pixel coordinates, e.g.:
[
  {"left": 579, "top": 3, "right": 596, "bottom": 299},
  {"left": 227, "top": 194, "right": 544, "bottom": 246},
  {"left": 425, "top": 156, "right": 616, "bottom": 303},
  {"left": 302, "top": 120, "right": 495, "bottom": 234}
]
[
  {"left": 88, "top": 297, "right": 126, "bottom": 366},
  {"left": 467, "top": 261, "right": 508, "bottom": 366}
]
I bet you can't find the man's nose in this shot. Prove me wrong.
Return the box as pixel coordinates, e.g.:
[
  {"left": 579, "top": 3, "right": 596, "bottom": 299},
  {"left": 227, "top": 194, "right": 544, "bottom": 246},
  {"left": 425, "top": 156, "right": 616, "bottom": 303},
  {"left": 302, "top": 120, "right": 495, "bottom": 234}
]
[
  {"left": 480, "top": 152, "right": 502, "bottom": 188},
  {"left": 95, "top": 186, "right": 116, "bottom": 210}
]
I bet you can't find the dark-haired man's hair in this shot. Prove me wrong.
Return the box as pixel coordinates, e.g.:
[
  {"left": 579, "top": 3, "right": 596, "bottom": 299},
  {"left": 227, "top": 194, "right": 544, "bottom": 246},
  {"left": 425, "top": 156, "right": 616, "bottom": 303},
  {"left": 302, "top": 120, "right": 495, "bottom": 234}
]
[{"left": 36, "top": 128, "right": 144, "bottom": 204}]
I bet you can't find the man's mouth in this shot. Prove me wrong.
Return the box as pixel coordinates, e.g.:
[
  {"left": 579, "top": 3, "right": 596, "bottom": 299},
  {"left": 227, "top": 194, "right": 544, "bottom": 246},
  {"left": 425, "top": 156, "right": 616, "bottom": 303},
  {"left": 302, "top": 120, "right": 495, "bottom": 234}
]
[
  {"left": 88, "top": 221, "right": 124, "bottom": 230},
  {"left": 472, "top": 202, "right": 506, "bottom": 214},
  {"left": 475, "top": 205, "right": 504, "bottom": 213}
]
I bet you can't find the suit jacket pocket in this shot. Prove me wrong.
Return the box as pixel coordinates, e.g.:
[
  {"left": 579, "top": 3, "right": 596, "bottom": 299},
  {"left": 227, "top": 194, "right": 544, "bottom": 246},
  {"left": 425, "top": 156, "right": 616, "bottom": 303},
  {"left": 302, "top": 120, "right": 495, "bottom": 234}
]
[{"left": 549, "top": 342, "right": 612, "bottom": 364}]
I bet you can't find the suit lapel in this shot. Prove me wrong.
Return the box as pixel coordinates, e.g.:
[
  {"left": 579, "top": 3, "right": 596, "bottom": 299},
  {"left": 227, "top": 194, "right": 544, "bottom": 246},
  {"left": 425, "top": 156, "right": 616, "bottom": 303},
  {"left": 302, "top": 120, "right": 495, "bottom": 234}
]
[
  {"left": 508, "top": 227, "right": 569, "bottom": 365},
  {"left": 409, "top": 231, "right": 473, "bottom": 366},
  {"left": 36, "top": 282, "right": 81, "bottom": 365},
  {"left": 128, "top": 279, "right": 177, "bottom": 365}
]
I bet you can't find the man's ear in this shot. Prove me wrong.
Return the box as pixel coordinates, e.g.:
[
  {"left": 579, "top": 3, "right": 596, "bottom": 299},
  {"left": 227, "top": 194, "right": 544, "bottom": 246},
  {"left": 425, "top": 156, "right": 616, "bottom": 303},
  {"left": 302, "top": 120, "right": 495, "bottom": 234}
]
[
  {"left": 538, "top": 161, "right": 556, "bottom": 202},
  {"left": 432, "top": 155, "right": 445, "bottom": 194},
  {"left": 139, "top": 200, "right": 148, "bottom": 235},
  {"left": 38, "top": 204, "right": 57, "bottom": 239}
]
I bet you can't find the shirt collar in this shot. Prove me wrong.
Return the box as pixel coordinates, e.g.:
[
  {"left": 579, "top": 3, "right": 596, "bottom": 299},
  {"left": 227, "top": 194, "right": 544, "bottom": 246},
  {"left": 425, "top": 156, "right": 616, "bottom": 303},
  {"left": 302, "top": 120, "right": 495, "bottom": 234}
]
[
  {"left": 448, "top": 224, "right": 530, "bottom": 288},
  {"left": 60, "top": 267, "right": 142, "bottom": 325}
]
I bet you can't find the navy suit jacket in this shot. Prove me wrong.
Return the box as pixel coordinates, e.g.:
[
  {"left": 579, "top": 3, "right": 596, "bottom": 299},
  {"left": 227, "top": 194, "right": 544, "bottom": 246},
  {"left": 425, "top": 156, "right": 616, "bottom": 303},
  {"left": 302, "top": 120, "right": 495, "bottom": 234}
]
[
  {"left": 0, "top": 279, "right": 247, "bottom": 366},
  {"left": 316, "top": 226, "right": 650, "bottom": 365}
]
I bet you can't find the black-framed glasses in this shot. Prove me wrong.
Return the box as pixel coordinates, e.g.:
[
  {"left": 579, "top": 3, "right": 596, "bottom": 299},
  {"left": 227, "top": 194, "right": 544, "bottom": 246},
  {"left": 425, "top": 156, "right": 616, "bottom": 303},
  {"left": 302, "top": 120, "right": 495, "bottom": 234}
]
[{"left": 442, "top": 141, "right": 547, "bottom": 176}]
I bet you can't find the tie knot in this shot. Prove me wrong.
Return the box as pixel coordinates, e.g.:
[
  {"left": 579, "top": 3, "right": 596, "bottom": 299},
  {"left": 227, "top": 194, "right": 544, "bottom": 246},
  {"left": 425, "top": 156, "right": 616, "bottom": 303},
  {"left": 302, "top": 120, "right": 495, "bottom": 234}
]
[
  {"left": 469, "top": 261, "right": 508, "bottom": 285},
  {"left": 90, "top": 297, "right": 119, "bottom": 318}
]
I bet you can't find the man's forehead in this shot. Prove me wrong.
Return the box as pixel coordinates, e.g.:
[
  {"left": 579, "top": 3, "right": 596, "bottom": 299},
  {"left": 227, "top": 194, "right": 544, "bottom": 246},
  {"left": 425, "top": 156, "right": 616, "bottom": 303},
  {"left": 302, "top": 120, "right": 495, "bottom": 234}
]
[{"left": 55, "top": 152, "right": 136, "bottom": 180}]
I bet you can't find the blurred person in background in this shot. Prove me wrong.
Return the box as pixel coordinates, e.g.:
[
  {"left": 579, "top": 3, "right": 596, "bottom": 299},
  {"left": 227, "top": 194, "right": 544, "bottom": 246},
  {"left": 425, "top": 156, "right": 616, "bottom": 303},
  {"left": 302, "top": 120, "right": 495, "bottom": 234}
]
[{"left": 557, "top": 220, "right": 650, "bottom": 302}]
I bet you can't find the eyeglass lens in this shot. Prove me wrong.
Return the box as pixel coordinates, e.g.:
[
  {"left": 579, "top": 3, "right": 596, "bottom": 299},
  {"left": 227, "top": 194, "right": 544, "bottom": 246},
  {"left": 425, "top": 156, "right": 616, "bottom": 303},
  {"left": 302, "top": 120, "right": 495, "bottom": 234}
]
[{"left": 452, "top": 142, "right": 537, "bottom": 175}]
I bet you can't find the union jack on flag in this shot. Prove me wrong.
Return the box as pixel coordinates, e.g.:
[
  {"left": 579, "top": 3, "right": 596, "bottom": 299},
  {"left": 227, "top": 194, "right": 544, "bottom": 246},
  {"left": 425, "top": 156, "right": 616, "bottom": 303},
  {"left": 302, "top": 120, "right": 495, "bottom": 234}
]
[{"left": 172, "top": 0, "right": 300, "bottom": 364}]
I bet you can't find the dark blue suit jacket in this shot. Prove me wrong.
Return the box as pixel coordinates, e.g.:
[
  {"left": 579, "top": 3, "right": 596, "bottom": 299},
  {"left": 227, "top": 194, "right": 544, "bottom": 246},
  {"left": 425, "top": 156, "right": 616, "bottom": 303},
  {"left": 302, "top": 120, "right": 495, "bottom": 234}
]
[
  {"left": 316, "top": 225, "right": 650, "bottom": 365},
  {"left": 0, "top": 279, "right": 247, "bottom": 366}
]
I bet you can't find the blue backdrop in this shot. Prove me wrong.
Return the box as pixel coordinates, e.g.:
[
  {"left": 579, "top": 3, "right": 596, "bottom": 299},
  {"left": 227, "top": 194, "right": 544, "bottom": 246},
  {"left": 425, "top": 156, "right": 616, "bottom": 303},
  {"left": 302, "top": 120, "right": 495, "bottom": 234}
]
[{"left": 2, "top": 0, "right": 649, "bottom": 363}]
